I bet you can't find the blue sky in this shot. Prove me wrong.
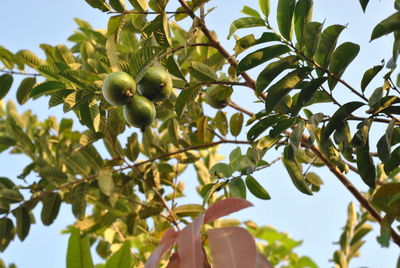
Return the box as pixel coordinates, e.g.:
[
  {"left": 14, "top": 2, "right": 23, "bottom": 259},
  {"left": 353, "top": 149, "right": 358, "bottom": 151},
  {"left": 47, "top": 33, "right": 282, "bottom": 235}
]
[{"left": 0, "top": 0, "right": 399, "bottom": 267}]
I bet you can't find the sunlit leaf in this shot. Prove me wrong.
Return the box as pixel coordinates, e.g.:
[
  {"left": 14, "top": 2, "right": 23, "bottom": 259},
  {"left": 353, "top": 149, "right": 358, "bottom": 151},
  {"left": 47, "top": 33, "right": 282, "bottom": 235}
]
[
  {"left": 371, "top": 12, "right": 400, "bottom": 41},
  {"left": 66, "top": 228, "right": 94, "bottom": 268},
  {"left": 228, "top": 17, "right": 265, "bottom": 39},
  {"left": 277, "top": 0, "right": 296, "bottom": 40},
  {"left": 105, "top": 240, "right": 132, "bottom": 268},
  {"left": 258, "top": 0, "right": 270, "bottom": 18}
]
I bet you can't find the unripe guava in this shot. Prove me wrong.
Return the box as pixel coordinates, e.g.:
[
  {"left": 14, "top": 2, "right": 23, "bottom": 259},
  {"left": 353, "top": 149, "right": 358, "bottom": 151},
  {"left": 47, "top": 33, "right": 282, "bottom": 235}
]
[
  {"left": 102, "top": 72, "right": 136, "bottom": 106},
  {"left": 205, "top": 86, "right": 231, "bottom": 109},
  {"left": 137, "top": 67, "right": 172, "bottom": 102},
  {"left": 123, "top": 95, "right": 156, "bottom": 129}
]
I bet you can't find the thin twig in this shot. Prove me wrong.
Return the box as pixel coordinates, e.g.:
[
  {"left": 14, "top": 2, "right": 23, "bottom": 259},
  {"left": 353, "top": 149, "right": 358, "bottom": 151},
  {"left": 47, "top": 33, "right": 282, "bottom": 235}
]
[
  {"left": 153, "top": 187, "right": 181, "bottom": 231},
  {"left": 0, "top": 69, "right": 41, "bottom": 77},
  {"left": 229, "top": 101, "right": 254, "bottom": 117},
  {"left": 107, "top": 10, "right": 187, "bottom": 15}
]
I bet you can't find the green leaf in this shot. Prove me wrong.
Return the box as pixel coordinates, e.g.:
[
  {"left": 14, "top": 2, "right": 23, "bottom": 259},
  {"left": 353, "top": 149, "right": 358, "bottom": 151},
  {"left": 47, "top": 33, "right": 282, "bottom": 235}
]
[
  {"left": 322, "top": 102, "right": 365, "bottom": 141},
  {"left": 384, "top": 146, "right": 400, "bottom": 175},
  {"left": 67, "top": 228, "right": 95, "bottom": 268},
  {"left": 173, "top": 204, "right": 205, "bottom": 217},
  {"left": 202, "top": 181, "right": 226, "bottom": 206},
  {"left": 241, "top": 6, "right": 261, "bottom": 18},
  {"left": 247, "top": 115, "right": 280, "bottom": 141},
  {"left": 148, "top": 13, "right": 172, "bottom": 47},
  {"left": 237, "top": 45, "right": 291, "bottom": 74},
  {"left": 84, "top": 0, "right": 111, "bottom": 11},
  {"left": 215, "top": 111, "right": 228, "bottom": 136},
  {"left": 105, "top": 240, "right": 132, "bottom": 268},
  {"left": 314, "top": 25, "right": 346, "bottom": 70},
  {"left": 283, "top": 146, "right": 313, "bottom": 195},
  {"left": 294, "top": 0, "right": 313, "bottom": 47},
  {"left": 0, "top": 218, "right": 14, "bottom": 252},
  {"left": 361, "top": 63, "right": 384, "bottom": 92},
  {"left": 328, "top": 42, "right": 360, "bottom": 90},
  {"left": 245, "top": 175, "right": 270, "bottom": 200},
  {"left": 72, "top": 183, "right": 87, "bottom": 220},
  {"left": 291, "top": 77, "right": 327, "bottom": 115},
  {"left": 230, "top": 147, "right": 242, "bottom": 161},
  {"left": 98, "top": 169, "right": 114, "bottom": 196},
  {"left": 259, "top": 0, "right": 270, "bottom": 18},
  {"left": 264, "top": 67, "right": 311, "bottom": 114},
  {"left": 0, "top": 74, "right": 13, "bottom": 100},
  {"left": 30, "top": 81, "right": 65, "bottom": 99},
  {"left": 0, "top": 136, "right": 16, "bottom": 146},
  {"left": 371, "top": 182, "right": 400, "bottom": 215},
  {"left": 166, "top": 56, "right": 186, "bottom": 81},
  {"left": 16, "top": 49, "right": 44, "bottom": 68},
  {"left": 228, "top": 17, "right": 266, "bottom": 39},
  {"left": 359, "top": 0, "right": 369, "bottom": 12},
  {"left": 130, "top": 46, "right": 162, "bottom": 79},
  {"left": 256, "top": 55, "right": 298, "bottom": 95},
  {"left": 175, "top": 86, "right": 199, "bottom": 118},
  {"left": 0, "top": 189, "right": 24, "bottom": 203},
  {"left": 230, "top": 113, "right": 244, "bottom": 137},
  {"left": 16, "top": 77, "right": 36, "bottom": 105},
  {"left": 41, "top": 192, "right": 62, "bottom": 226},
  {"left": 188, "top": 62, "right": 218, "bottom": 82},
  {"left": 109, "top": 0, "right": 125, "bottom": 12},
  {"left": 80, "top": 99, "right": 100, "bottom": 132},
  {"left": 277, "top": 0, "right": 296, "bottom": 40},
  {"left": 106, "top": 34, "right": 120, "bottom": 72},
  {"left": 209, "top": 163, "right": 233, "bottom": 178},
  {"left": 305, "top": 172, "right": 323, "bottom": 187},
  {"left": 12, "top": 206, "right": 30, "bottom": 241},
  {"left": 303, "top": 21, "right": 323, "bottom": 58},
  {"left": 128, "top": 0, "right": 148, "bottom": 11},
  {"left": 377, "top": 120, "right": 395, "bottom": 162},
  {"left": 107, "top": 15, "right": 122, "bottom": 36},
  {"left": 371, "top": 12, "right": 400, "bottom": 41},
  {"left": 229, "top": 178, "right": 247, "bottom": 199},
  {"left": 233, "top": 32, "right": 280, "bottom": 55},
  {"left": 125, "top": 132, "right": 139, "bottom": 162}
]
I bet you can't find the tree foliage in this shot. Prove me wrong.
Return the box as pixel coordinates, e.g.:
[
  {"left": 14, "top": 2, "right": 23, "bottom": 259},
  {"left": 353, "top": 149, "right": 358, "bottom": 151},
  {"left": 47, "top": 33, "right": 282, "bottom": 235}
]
[{"left": 0, "top": 0, "right": 400, "bottom": 267}]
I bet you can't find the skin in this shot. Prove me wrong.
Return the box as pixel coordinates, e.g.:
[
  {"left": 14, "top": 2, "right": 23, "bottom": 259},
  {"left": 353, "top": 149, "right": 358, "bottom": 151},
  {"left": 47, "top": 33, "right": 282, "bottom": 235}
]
[
  {"left": 123, "top": 95, "right": 156, "bottom": 129},
  {"left": 205, "top": 86, "right": 231, "bottom": 109},
  {"left": 102, "top": 72, "right": 136, "bottom": 106},
  {"left": 138, "top": 67, "right": 172, "bottom": 102}
]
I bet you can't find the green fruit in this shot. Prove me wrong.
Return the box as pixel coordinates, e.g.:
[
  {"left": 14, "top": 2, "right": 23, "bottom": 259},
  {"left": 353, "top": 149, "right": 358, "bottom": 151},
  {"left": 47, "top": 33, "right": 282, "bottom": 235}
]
[
  {"left": 205, "top": 86, "right": 231, "bottom": 109},
  {"left": 138, "top": 67, "right": 172, "bottom": 102},
  {"left": 102, "top": 72, "right": 136, "bottom": 106},
  {"left": 123, "top": 95, "right": 156, "bottom": 128}
]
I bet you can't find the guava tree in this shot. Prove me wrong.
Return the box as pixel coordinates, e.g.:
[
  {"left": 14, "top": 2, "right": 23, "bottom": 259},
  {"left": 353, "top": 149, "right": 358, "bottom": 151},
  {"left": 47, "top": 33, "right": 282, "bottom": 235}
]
[{"left": 0, "top": 0, "right": 400, "bottom": 267}]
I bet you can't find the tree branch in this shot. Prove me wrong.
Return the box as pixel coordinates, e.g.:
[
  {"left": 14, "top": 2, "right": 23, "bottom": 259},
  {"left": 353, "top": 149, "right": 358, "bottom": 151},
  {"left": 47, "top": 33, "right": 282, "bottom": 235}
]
[
  {"left": 303, "top": 139, "right": 400, "bottom": 247},
  {"left": 177, "top": 0, "right": 256, "bottom": 90}
]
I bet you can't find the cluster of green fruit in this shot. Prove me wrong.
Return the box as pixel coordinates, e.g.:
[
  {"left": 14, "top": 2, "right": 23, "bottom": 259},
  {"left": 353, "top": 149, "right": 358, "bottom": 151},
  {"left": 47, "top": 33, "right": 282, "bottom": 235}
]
[{"left": 102, "top": 67, "right": 172, "bottom": 129}]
